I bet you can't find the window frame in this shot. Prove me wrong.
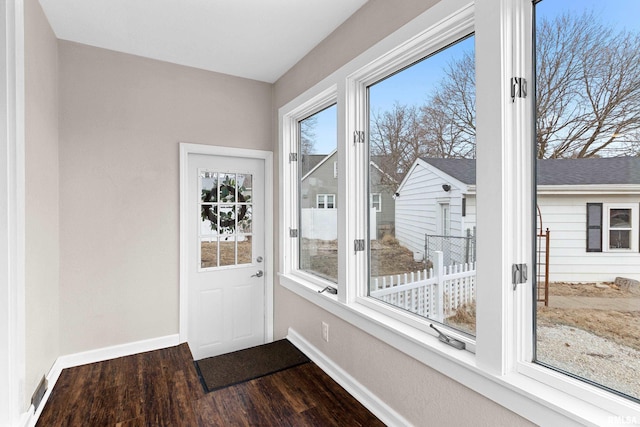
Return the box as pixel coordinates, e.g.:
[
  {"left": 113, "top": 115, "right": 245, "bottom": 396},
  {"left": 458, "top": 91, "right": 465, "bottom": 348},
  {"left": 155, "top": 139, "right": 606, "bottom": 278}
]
[
  {"left": 278, "top": 0, "right": 640, "bottom": 424},
  {"left": 603, "top": 203, "right": 638, "bottom": 252},
  {"left": 370, "top": 193, "right": 381, "bottom": 212}
]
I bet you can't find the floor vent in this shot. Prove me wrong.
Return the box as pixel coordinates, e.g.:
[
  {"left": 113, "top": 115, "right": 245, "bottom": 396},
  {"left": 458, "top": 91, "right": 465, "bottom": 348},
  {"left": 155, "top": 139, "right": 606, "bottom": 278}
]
[{"left": 31, "top": 375, "right": 48, "bottom": 411}]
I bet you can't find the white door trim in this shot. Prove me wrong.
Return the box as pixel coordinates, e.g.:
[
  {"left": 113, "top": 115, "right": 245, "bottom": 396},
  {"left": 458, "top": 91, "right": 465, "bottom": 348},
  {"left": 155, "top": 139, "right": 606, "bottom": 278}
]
[
  {"left": 179, "top": 143, "right": 274, "bottom": 346},
  {"left": 2, "top": 0, "right": 27, "bottom": 424}
]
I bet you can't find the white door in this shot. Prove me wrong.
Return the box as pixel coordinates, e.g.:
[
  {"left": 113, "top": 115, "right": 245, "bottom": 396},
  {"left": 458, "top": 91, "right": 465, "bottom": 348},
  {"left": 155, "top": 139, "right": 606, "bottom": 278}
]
[{"left": 187, "top": 153, "right": 266, "bottom": 360}]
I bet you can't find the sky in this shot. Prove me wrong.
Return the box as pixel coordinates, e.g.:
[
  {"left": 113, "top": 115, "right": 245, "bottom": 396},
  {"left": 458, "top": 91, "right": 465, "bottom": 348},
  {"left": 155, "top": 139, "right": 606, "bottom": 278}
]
[{"left": 308, "top": 0, "right": 640, "bottom": 155}]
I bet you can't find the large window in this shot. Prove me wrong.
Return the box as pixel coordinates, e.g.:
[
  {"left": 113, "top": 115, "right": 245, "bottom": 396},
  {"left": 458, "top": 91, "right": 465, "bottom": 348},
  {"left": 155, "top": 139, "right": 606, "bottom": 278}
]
[
  {"left": 534, "top": 0, "right": 640, "bottom": 403},
  {"left": 299, "top": 105, "right": 338, "bottom": 283},
  {"left": 367, "top": 35, "right": 477, "bottom": 337},
  {"left": 279, "top": 0, "right": 640, "bottom": 423}
]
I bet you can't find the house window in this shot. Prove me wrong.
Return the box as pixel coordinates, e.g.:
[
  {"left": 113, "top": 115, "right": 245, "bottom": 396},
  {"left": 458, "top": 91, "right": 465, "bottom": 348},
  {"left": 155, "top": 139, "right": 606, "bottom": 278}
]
[
  {"left": 317, "top": 194, "right": 335, "bottom": 209},
  {"left": 368, "top": 33, "right": 476, "bottom": 337},
  {"left": 299, "top": 105, "right": 338, "bottom": 283},
  {"left": 608, "top": 208, "right": 633, "bottom": 250},
  {"left": 535, "top": 0, "right": 640, "bottom": 403},
  {"left": 370, "top": 193, "right": 382, "bottom": 212},
  {"left": 588, "top": 204, "right": 639, "bottom": 252},
  {"left": 439, "top": 203, "right": 451, "bottom": 236}
]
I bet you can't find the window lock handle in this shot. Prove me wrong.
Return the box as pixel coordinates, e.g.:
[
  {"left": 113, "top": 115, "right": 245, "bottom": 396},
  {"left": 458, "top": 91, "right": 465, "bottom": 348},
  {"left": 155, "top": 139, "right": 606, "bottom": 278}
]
[{"left": 430, "top": 324, "right": 466, "bottom": 350}]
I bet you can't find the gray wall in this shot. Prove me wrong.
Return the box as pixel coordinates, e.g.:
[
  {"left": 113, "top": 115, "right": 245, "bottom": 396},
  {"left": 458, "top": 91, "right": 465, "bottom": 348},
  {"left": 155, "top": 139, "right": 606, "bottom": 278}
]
[
  {"left": 24, "top": 0, "right": 59, "bottom": 408},
  {"left": 58, "top": 41, "right": 272, "bottom": 354},
  {"left": 272, "top": 1, "right": 533, "bottom": 425}
]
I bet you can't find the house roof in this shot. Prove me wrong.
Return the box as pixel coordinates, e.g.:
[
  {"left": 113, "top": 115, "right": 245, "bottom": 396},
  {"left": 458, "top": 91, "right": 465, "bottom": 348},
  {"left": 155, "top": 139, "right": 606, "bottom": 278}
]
[
  {"left": 301, "top": 154, "right": 331, "bottom": 177},
  {"left": 421, "top": 157, "right": 640, "bottom": 186}
]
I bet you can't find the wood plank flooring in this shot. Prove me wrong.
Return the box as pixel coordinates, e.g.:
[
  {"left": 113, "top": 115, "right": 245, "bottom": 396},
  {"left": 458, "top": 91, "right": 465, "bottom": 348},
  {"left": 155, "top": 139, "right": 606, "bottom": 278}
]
[{"left": 36, "top": 343, "right": 385, "bottom": 426}]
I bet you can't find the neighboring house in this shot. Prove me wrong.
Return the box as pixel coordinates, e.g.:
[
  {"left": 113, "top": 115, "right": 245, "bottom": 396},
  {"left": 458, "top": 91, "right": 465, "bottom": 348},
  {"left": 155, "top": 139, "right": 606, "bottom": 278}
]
[
  {"left": 395, "top": 157, "right": 640, "bottom": 282},
  {"left": 300, "top": 151, "right": 396, "bottom": 239}
]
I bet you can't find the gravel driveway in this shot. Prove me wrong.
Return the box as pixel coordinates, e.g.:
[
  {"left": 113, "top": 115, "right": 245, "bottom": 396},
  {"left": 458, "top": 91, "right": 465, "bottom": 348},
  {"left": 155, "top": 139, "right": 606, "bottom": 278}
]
[{"left": 537, "top": 324, "right": 640, "bottom": 400}]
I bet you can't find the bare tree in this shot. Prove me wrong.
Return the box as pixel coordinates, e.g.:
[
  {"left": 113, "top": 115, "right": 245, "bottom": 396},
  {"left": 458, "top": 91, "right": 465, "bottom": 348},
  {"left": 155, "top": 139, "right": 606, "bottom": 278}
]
[
  {"left": 370, "top": 12, "right": 640, "bottom": 162},
  {"left": 421, "top": 50, "right": 476, "bottom": 159},
  {"left": 300, "top": 115, "right": 317, "bottom": 155},
  {"left": 536, "top": 12, "right": 640, "bottom": 158},
  {"left": 369, "top": 103, "right": 426, "bottom": 184}
]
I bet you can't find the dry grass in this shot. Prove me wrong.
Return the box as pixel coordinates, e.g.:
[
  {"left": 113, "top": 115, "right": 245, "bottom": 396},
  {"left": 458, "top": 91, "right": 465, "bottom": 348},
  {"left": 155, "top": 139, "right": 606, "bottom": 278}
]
[
  {"left": 537, "top": 307, "right": 640, "bottom": 351},
  {"left": 447, "top": 302, "right": 476, "bottom": 335},
  {"left": 300, "top": 236, "right": 425, "bottom": 280},
  {"left": 548, "top": 281, "right": 634, "bottom": 298},
  {"left": 201, "top": 239, "right": 252, "bottom": 268},
  {"left": 369, "top": 238, "right": 425, "bottom": 277},
  {"left": 536, "top": 282, "right": 640, "bottom": 350}
]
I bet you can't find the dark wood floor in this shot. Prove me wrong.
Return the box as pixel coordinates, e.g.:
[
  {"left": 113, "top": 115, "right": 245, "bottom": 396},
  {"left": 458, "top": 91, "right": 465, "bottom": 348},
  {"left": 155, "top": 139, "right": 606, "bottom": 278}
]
[{"left": 36, "top": 343, "right": 385, "bottom": 426}]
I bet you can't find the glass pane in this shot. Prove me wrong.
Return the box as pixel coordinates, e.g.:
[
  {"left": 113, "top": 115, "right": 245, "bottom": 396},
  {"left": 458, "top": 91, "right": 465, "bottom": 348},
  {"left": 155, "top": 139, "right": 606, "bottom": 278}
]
[
  {"left": 201, "top": 239, "right": 218, "bottom": 268},
  {"left": 238, "top": 204, "right": 252, "bottom": 234},
  {"left": 200, "top": 205, "right": 217, "bottom": 236},
  {"left": 219, "top": 174, "right": 236, "bottom": 202},
  {"left": 218, "top": 205, "right": 236, "bottom": 234},
  {"left": 201, "top": 172, "right": 218, "bottom": 202},
  {"left": 237, "top": 173, "right": 253, "bottom": 202},
  {"left": 219, "top": 239, "right": 236, "bottom": 266},
  {"left": 610, "top": 209, "right": 631, "bottom": 228},
  {"left": 368, "top": 34, "right": 476, "bottom": 336},
  {"left": 535, "top": 0, "right": 640, "bottom": 402},
  {"left": 609, "top": 230, "right": 631, "bottom": 249},
  {"left": 299, "top": 105, "right": 338, "bottom": 283},
  {"left": 238, "top": 235, "right": 252, "bottom": 265}
]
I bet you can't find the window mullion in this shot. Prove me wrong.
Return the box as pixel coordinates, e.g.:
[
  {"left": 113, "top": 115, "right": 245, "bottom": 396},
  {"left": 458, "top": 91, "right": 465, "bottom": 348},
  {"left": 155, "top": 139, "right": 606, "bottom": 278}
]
[
  {"left": 475, "top": 0, "right": 533, "bottom": 375},
  {"left": 344, "top": 78, "right": 368, "bottom": 304}
]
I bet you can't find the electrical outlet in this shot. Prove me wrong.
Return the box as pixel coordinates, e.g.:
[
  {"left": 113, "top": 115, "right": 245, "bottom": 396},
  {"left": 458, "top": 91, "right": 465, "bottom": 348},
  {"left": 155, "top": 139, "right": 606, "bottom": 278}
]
[{"left": 322, "top": 321, "right": 329, "bottom": 342}]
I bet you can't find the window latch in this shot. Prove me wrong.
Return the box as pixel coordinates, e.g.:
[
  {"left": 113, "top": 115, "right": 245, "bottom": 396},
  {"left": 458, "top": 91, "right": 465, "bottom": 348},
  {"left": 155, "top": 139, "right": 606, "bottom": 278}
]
[
  {"left": 430, "top": 324, "right": 466, "bottom": 350},
  {"left": 511, "top": 77, "right": 527, "bottom": 102},
  {"left": 318, "top": 286, "right": 337, "bottom": 295}
]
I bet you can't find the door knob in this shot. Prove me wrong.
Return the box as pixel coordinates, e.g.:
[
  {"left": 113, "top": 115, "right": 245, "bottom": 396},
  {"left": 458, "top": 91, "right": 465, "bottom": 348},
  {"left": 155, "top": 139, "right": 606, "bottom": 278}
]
[{"left": 252, "top": 270, "right": 264, "bottom": 278}]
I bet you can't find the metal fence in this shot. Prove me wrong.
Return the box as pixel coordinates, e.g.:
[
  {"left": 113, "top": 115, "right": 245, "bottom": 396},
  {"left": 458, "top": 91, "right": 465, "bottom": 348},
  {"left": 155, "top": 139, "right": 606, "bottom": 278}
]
[{"left": 425, "top": 227, "right": 476, "bottom": 267}]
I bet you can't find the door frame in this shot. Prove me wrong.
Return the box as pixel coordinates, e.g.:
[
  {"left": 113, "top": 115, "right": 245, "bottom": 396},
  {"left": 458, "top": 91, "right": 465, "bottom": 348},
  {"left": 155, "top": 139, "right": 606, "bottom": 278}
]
[{"left": 179, "top": 143, "right": 274, "bottom": 345}]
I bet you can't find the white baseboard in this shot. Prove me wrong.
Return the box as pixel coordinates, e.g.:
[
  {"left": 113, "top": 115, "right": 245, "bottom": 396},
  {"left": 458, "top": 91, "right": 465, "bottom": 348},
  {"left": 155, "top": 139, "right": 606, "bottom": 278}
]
[
  {"left": 26, "top": 334, "right": 180, "bottom": 427},
  {"left": 286, "top": 328, "right": 410, "bottom": 427}
]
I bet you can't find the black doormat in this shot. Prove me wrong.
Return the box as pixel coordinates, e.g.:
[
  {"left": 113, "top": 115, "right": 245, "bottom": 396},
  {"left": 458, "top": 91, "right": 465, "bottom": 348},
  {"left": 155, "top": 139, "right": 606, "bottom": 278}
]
[{"left": 194, "top": 339, "right": 310, "bottom": 392}]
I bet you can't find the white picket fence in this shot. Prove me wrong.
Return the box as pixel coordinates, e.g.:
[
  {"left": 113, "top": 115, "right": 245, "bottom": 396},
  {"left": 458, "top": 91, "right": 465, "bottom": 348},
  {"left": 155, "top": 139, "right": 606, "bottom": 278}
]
[{"left": 370, "top": 251, "right": 476, "bottom": 321}]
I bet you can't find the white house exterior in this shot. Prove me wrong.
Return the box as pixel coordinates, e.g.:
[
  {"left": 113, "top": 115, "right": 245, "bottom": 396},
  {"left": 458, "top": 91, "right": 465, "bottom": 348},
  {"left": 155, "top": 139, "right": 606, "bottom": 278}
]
[
  {"left": 394, "top": 158, "right": 476, "bottom": 265},
  {"left": 396, "top": 157, "right": 640, "bottom": 282}
]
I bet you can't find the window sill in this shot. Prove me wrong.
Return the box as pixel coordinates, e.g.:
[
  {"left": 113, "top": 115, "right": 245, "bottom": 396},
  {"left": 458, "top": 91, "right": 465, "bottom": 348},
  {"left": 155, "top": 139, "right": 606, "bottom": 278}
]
[{"left": 278, "top": 273, "right": 640, "bottom": 427}]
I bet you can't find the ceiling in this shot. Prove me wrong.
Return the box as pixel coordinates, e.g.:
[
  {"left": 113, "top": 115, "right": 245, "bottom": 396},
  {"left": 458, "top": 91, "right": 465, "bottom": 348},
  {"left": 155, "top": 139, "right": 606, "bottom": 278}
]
[{"left": 39, "top": 0, "right": 368, "bottom": 83}]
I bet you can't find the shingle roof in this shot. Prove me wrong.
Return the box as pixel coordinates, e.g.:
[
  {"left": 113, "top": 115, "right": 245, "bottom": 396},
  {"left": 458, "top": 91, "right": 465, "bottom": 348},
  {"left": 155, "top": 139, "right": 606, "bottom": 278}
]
[{"left": 421, "top": 157, "right": 640, "bottom": 186}]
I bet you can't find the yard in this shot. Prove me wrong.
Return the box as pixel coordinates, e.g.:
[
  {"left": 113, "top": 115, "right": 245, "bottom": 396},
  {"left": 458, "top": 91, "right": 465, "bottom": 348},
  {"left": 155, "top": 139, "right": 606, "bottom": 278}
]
[{"left": 538, "top": 282, "right": 640, "bottom": 351}]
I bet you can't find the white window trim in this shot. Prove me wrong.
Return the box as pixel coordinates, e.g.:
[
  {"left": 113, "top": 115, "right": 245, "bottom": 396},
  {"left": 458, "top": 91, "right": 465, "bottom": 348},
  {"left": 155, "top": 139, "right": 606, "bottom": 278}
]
[
  {"left": 278, "top": 0, "right": 640, "bottom": 424},
  {"left": 603, "top": 203, "right": 639, "bottom": 252}
]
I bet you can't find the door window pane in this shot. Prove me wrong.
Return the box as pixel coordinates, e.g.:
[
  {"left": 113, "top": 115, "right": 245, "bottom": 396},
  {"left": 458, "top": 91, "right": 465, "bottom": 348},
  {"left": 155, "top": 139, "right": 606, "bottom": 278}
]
[
  {"left": 368, "top": 35, "right": 477, "bottom": 336},
  {"left": 199, "top": 171, "right": 253, "bottom": 269},
  {"left": 535, "top": 0, "right": 640, "bottom": 402},
  {"left": 299, "top": 105, "right": 338, "bottom": 283}
]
